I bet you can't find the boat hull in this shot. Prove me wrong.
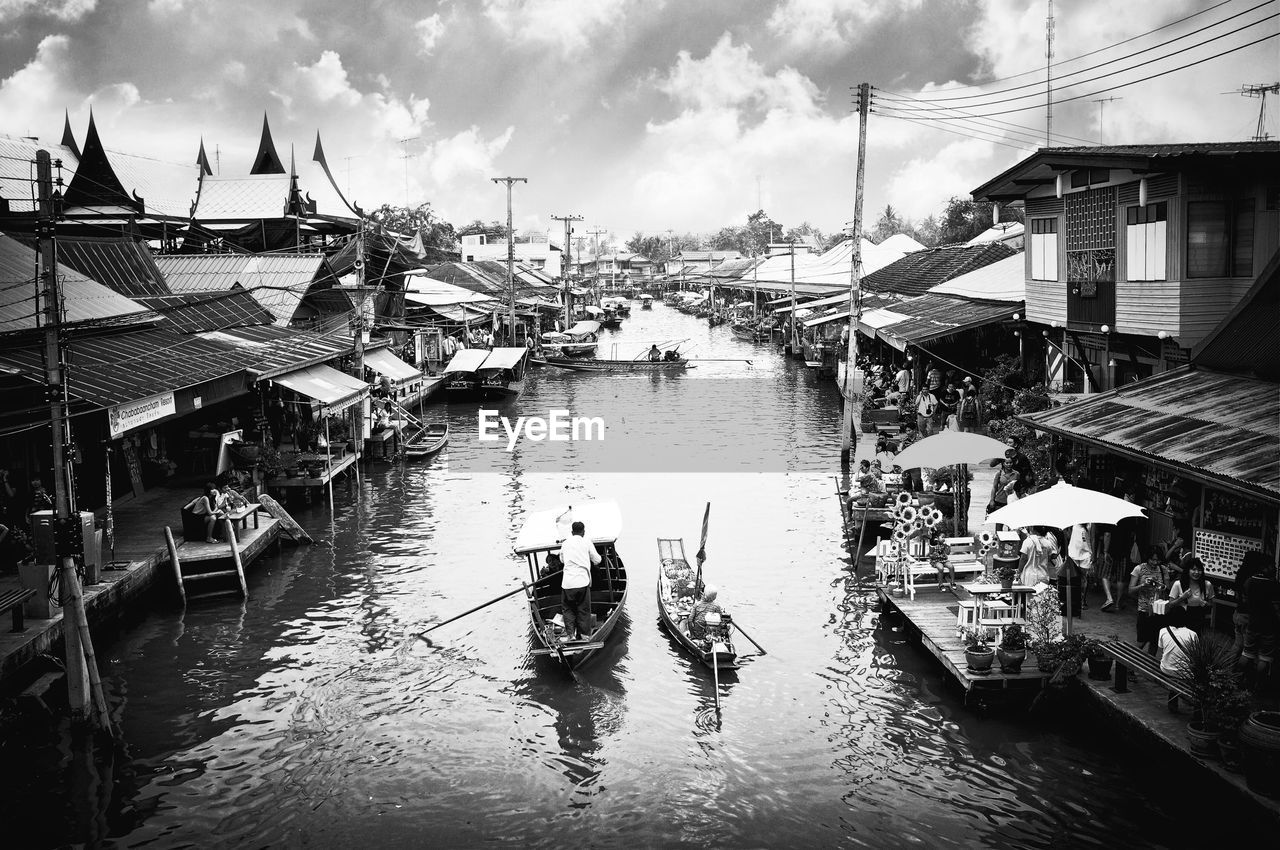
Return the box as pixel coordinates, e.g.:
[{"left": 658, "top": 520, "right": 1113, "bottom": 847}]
[
  {"left": 403, "top": 424, "right": 449, "bottom": 459},
  {"left": 537, "top": 357, "right": 690, "bottom": 373},
  {"left": 529, "top": 550, "right": 628, "bottom": 671}
]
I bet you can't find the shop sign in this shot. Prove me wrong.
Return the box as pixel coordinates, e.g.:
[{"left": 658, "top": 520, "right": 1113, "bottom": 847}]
[{"left": 108, "top": 391, "right": 176, "bottom": 438}]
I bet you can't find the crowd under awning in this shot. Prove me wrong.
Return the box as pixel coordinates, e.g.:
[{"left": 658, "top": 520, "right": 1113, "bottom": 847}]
[
  {"left": 271, "top": 363, "right": 369, "bottom": 414},
  {"left": 363, "top": 348, "right": 422, "bottom": 388},
  {"left": 1018, "top": 366, "right": 1280, "bottom": 505}
]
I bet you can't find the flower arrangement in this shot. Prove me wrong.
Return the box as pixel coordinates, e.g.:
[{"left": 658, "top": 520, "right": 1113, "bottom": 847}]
[{"left": 961, "top": 627, "right": 990, "bottom": 651}]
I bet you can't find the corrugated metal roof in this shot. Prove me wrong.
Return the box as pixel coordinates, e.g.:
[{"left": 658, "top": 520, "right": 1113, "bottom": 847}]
[
  {"left": 136, "top": 290, "right": 275, "bottom": 333},
  {"left": 878, "top": 295, "right": 1019, "bottom": 351},
  {"left": 197, "top": 324, "right": 355, "bottom": 378},
  {"left": 1192, "top": 248, "right": 1280, "bottom": 382},
  {"left": 0, "top": 327, "right": 257, "bottom": 409},
  {"left": 862, "top": 242, "right": 1017, "bottom": 298},
  {"left": 0, "top": 134, "right": 80, "bottom": 213},
  {"left": 31, "top": 235, "right": 170, "bottom": 297},
  {"left": 1019, "top": 367, "right": 1280, "bottom": 503},
  {"left": 154, "top": 253, "right": 330, "bottom": 325},
  {"left": 0, "top": 234, "right": 152, "bottom": 332}
]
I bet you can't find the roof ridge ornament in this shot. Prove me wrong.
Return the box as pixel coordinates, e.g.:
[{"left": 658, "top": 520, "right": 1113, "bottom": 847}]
[{"left": 250, "top": 112, "right": 286, "bottom": 175}]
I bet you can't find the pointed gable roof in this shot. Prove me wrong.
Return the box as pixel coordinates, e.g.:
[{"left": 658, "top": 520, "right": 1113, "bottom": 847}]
[
  {"left": 250, "top": 113, "right": 286, "bottom": 175},
  {"left": 62, "top": 109, "right": 140, "bottom": 212},
  {"left": 60, "top": 110, "right": 81, "bottom": 158}
]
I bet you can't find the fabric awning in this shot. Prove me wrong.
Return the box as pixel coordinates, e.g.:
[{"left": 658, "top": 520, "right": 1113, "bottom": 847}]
[
  {"left": 272, "top": 363, "right": 369, "bottom": 414},
  {"left": 1018, "top": 366, "right": 1280, "bottom": 504},
  {"left": 567, "top": 320, "right": 602, "bottom": 336},
  {"left": 857, "top": 307, "right": 913, "bottom": 338},
  {"left": 363, "top": 348, "right": 421, "bottom": 387},
  {"left": 443, "top": 349, "right": 491, "bottom": 374},
  {"left": 480, "top": 348, "right": 528, "bottom": 370}
]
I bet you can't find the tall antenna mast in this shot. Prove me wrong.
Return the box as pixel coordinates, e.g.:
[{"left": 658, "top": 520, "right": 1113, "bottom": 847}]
[
  {"left": 1046, "top": 0, "right": 1055, "bottom": 147},
  {"left": 1092, "top": 96, "right": 1121, "bottom": 145},
  {"left": 1240, "top": 83, "right": 1279, "bottom": 141}
]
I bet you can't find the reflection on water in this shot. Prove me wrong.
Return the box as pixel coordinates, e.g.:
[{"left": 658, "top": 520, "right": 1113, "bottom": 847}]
[{"left": 0, "top": 305, "right": 1263, "bottom": 848}]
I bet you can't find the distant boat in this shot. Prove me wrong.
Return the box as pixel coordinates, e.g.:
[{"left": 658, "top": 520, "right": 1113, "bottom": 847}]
[
  {"left": 640, "top": 294, "right": 654, "bottom": 310},
  {"left": 656, "top": 536, "right": 737, "bottom": 671},
  {"left": 730, "top": 321, "right": 771, "bottom": 342},
  {"left": 442, "top": 348, "right": 490, "bottom": 397},
  {"left": 515, "top": 501, "right": 628, "bottom": 671},
  {"left": 534, "top": 355, "right": 692, "bottom": 373},
  {"left": 541, "top": 319, "right": 601, "bottom": 357}
]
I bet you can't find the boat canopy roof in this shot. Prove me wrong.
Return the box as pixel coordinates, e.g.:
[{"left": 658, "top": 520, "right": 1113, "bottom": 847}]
[
  {"left": 443, "top": 348, "right": 490, "bottom": 374},
  {"left": 479, "top": 347, "right": 528, "bottom": 370},
  {"left": 514, "top": 500, "right": 622, "bottom": 554},
  {"left": 566, "top": 320, "right": 602, "bottom": 336},
  {"left": 583, "top": 305, "right": 604, "bottom": 316},
  {"left": 639, "top": 294, "right": 653, "bottom": 300}
]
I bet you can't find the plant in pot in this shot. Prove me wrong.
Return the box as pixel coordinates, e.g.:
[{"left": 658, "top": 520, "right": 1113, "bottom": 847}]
[
  {"left": 1024, "top": 586, "right": 1063, "bottom": 670},
  {"left": 962, "top": 627, "right": 995, "bottom": 675},
  {"left": 994, "top": 559, "right": 1018, "bottom": 591},
  {"left": 1050, "top": 633, "right": 1097, "bottom": 680},
  {"left": 1085, "top": 634, "right": 1120, "bottom": 680},
  {"left": 996, "top": 623, "right": 1027, "bottom": 673},
  {"left": 1174, "top": 633, "right": 1246, "bottom": 760}
]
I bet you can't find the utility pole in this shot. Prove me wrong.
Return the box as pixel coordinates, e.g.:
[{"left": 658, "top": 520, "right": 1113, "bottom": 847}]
[
  {"left": 788, "top": 237, "right": 797, "bottom": 354},
  {"left": 1045, "top": 0, "right": 1055, "bottom": 146},
  {"left": 353, "top": 224, "right": 367, "bottom": 379},
  {"left": 1239, "top": 83, "right": 1279, "bottom": 141},
  {"left": 36, "top": 151, "right": 109, "bottom": 732},
  {"left": 398, "top": 136, "right": 419, "bottom": 207},
  {"left": 841, "top": 82, "right": 870, "bottom": 465},
  {"left": 1091, "top": 96, "right": 1121, "bottom": 145},
  {"left": 492, "top": 177, "right": 527, "bottom": 345},
  {"left": 551, "top": 213, "right": 583, "bottom": 330},
  {"left": 588, "top": 226, "right": 607, "bottom": 295}
]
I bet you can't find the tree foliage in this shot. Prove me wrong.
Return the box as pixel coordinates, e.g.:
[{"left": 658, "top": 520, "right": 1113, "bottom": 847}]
[
  {"left": 368, "top": 202, "right": 458, "bottom": 258},
  {"left": 456, "top": 218, "right": 511, "bottom": 242}
]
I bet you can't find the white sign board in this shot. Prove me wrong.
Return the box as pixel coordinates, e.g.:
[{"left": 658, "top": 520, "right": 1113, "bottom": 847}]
[{"left": 108, "top": 391, "right": 176, "bottom": 438}]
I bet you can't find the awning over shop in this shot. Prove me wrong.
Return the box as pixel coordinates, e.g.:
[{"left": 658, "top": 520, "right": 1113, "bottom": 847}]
[
  {"left": 1018, "top": 366, "right": 1280, "bottom": 504},
  {"left": 567, "top": 320, "right": 602, "bottom": 336},
  {"left": 857, "top": 307, "right": 913, "bottom": 338},
  {"left": 403, "top": 297, "right": 494, "bottom": 323},
  {"left": 875, "top": 295, "right": 1017, "bottom": 351},
  {"left": 363, "top": 348, "right": 421, "bottom": 387},
  {"left": 803, "top": 310, "right": 852, "bottom": 329},
  {"left": 272, "top": 363, "right": 369, "bottom": 414}
]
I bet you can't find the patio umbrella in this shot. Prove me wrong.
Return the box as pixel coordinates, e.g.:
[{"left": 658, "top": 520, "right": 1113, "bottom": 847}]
[
  {"left": 893, "top": 431, "right": 1010, "bottom": 537},
  {"left": 986, "top": 481, "right": 1147, "bottom": 634}
]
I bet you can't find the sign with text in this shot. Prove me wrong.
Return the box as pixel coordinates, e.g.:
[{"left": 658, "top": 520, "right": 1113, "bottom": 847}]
[{"left": 108, "top": 391, "right": 176, "bottom": 438}]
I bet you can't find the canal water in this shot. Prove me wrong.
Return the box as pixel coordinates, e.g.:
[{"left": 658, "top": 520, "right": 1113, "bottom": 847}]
[{"left": 1, "top": 304, "right": 1255, "bottom": 848}]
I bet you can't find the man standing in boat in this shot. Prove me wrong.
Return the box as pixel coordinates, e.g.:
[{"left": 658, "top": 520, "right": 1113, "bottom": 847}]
[{"left": 560, "top": 521, "right": 600, "bottom": 641}]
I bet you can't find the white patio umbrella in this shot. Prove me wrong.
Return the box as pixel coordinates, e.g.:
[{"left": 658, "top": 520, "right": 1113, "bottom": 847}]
[
  {"left": 893, "top": 431, "right": 1010, "bottom": 537},
  {"left": 986, "top": 481, "right": 1147, "bottom": 634}
]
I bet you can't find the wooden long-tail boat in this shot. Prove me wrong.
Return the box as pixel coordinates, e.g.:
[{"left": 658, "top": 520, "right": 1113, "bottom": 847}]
[
  {"left": 533, "top": 355, "right": 692, "bottom": 373},
  {"left": 656, "top": 537, "right": 737, "bottom": 671},
  {"left": 402, "top": 423, "right": 448, "bottom": 459},
  {"left": 515, "top": 501, "right": 628, "bottom": 671}
]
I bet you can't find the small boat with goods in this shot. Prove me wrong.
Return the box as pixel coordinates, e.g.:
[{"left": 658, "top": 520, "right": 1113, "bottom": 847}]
[
  {"left": 515, "top": 500, "right": 628, "bottom": 671},
  {"left": 475, "top": 346, "right": 531, "bottom": 400},
  {"left": 540, "top": 319, "right": 601, "bottom": 357},
  {"left": 601, "top": 295, "right": 631, "bottom": 317},
  {"left": 535, "top": 343, "right": 692, "bottom": 373},
  {"left": 730, "top": 319, "right": 773, "bottom": 342},
  {"left": 639, "top": 294, "right": 654, "bottom": 310},
  {"left": 442, "top": 348, "right": 490, "bottom": 398},
  {"left": 656, "top": 535, "right": 737, "bottom": 672},
  {"left": 403, "top": 423, "right": 449, "bottom": 459}
]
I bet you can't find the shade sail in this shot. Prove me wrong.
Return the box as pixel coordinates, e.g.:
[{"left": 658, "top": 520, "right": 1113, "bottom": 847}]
[
  {"left": 480, "top": 347, "right": 529, "bottom": 371},
  {"left": 514, "top": 500, "right": 622, "bottom": 554},
  {"left": 272, "top": 363, "right": 368, "bottom": 414},
  {"left": 443, "top": 349, "right": 490, "bottom": 374},
  {"left": 986, "top": 481, "right": 1148, "bottom": 529},
  {"left": 363, "top": 348, "right": 421, "bottom": 386}
]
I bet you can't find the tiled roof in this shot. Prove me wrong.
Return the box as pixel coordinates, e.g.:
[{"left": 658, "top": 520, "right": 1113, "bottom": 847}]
[
  {"left": 862, "top": 242, "right": 1017, "bottom": 298},
  {"left": 136, "top": 289, "right": 275, "bottom": 333},
  {"left": 1020, "top": 367, "right": 1280, "bottom": 504},
  {"left": 0, "top": 234, "right": 152, "bottom": 332},
  {"left": 104, "top": 147, "right": 200, "bottom": 219},
  {"left": 27, "top": 235, "right": 171, "bottom": 297}
]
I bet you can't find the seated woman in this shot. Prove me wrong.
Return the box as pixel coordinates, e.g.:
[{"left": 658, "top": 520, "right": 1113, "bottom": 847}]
[
  {"left": 687, "top": 585, "right": 723, "bottom": 642},
  {"left": 184, "top": 483, "right": 224, "bottom": 543}
]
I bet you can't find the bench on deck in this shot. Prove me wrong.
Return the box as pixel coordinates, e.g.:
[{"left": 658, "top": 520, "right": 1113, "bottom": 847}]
[
  {"left": 0, "top": 587, "right": 37, "bottom": 632},
  {"left": 1099, "top": 639, "right": 1198, "bottom": 713}
]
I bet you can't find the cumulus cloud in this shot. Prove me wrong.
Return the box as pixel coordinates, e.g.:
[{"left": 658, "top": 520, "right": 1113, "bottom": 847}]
[
  {"left": 0, "top": 34, "right": 75, "bottom": 131},
  {"left": 481, "top": 0, "right": 643, "bottom": 57},
  {"left": 766, "top": 0, "right": 923, "bottom": 52},
  {"left": 0, "top": 0, "right": 96, "bottom": 22},
  {"left": 415, "top": 13, "right": 445, "bottom": 54},
  {"left": 883, "top": 137, "right": 1000, "bottom": 221},
  {"left": 659, "top": 34, "right": 822, "bottom": 115}
]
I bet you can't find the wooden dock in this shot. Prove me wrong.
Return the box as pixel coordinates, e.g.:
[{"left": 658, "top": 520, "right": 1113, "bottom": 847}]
[
  {"left": 877, "top": 586, "right": 1048, "bottom": 700},
  {"left": 165, "top": 517, "right": 282, "bottom": 602}
]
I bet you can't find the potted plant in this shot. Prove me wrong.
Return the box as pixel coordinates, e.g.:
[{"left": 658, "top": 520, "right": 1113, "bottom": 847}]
[
  {"left": 1086, "top": 635, "right": 1119, "bottom": 680},
  {"left": 1238, "top": 710, "right": 1280, "bottom": 795},
  {"left": 997, "top": 624, "right": 1027, "bottom": 673},
  {"left": 1175, "top": 633, "right": 1249, "bottom": 760},
  {"left": 1050, "top": 633, "right": 1097, "bottom": 679},
  {"left": 1024, "top": 586, "right": 1063, "bottom": 670},
  {"left": 962, "top": 627, "right": 995, "bottom": 675},
  {"left": 994, "top": 559, "right": 1018, "bottom": 591}
]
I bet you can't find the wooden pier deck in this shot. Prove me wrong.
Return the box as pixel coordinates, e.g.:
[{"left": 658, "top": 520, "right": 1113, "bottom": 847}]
[
  {"left": 174, "top": 517, "right": 280, "bottom": 564},
  {"left": 877, "top": 586, "right": 1049, "bottom": 698}
]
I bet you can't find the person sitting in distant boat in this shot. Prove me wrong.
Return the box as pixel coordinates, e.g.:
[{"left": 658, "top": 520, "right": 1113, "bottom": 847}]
[
  {"left": 688, "top": 585, "right": 723, "bottom": 642},
  {"left": 648, "top": 344, "right": 662, "bottom": 362}
]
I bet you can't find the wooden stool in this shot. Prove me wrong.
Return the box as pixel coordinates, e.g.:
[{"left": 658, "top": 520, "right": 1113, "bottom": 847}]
[
  {"left": 978, "top": 600, "right": 1015, "bottom": 642},
  {"left": 956, "top": 599, "right": 978, "bottom": 631}
]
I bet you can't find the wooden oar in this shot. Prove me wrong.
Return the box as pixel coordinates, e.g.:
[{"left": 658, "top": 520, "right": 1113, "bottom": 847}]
[
  {"left": 711, "top": 648, "right": 720, "bottom": 715},
  {"left": 418, "top": 570, "right": 563, "bottom": 637},
  {"left": 731, "top": 620, "right": 767, "bottom": 655}
]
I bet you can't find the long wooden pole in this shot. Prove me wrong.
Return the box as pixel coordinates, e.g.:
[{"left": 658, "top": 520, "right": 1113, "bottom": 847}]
[
  {"left": 165, "top": 527, "right": 185, "bottom": 605},
  {"left": 840, "top": 82, "right": 870, "bottom": 466},
  {"left": 225, "top": 518, "right": 248, "bottom": 598},
  {"left": 61, "top": 566, "right": 112, "bottom": 734},
  {"left": 419, "top": 570, "right": 563, "bottom": 636}
]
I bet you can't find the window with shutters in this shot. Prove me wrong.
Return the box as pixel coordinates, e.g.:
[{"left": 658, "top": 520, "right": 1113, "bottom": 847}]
[
  {"left": 1030, "top": 218, "right": 1058, "bottom": 280},
  {"left": 1187, "top": 198, "right": 1254, "bottom": 278},
  {"left": 1125, "top": 202, "right": 1167, "bottom": 281}
]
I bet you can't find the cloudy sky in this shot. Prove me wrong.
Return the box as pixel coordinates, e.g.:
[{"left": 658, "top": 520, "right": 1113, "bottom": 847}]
[{"left": 1, "top": 0, "right": 1276, "bottom": 242}]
